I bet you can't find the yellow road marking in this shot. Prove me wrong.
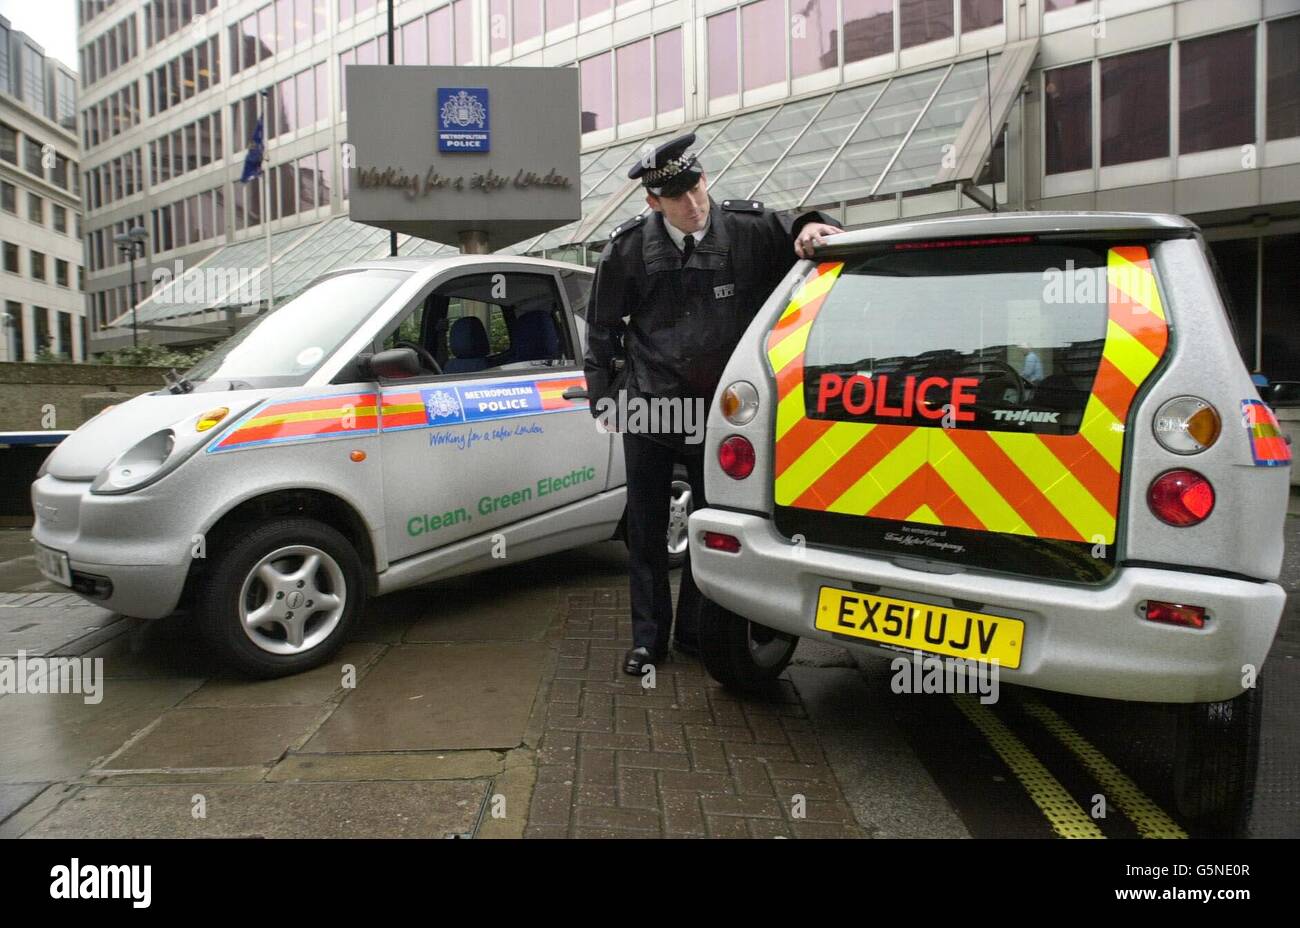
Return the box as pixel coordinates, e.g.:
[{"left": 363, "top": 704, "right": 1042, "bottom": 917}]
[
  {"left": 1020, "top": 697, "right": 1187, "bottom": 839},
  {"left": 950, "top": 694, "right": 1105, "bottom": 839}
]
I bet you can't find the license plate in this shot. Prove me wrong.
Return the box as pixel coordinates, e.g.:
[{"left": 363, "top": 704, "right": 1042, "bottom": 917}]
[
  {"left": 814, "top": 586, "right": 1024, "bottom": 669},
  {"left": 32, "top": 543, "right": 72, "bottom": 587}
]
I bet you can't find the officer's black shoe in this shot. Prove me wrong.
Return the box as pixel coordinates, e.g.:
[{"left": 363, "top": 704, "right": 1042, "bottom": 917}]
[{"left": 623, "top": 646, "right": 662, "bottom": 676}]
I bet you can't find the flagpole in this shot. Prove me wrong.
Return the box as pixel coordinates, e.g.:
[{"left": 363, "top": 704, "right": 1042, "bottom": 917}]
[{"left": 261, "top": 89, "right": 275, "bottom": 313}]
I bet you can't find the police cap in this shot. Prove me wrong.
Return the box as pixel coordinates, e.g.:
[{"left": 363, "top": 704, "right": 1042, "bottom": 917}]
[{"left": 627, "top": 132, "right": 702, "bottom": 198}]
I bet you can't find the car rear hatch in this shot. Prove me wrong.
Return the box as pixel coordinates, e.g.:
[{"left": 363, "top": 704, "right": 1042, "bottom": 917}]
[{"left": 766, "top": 231, "right": 1177, "bottom": 583}]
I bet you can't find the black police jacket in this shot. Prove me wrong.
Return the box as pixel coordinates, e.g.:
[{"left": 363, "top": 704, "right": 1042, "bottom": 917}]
[{"left": 583, "top": 197, "right": 835, "bottom": 448}]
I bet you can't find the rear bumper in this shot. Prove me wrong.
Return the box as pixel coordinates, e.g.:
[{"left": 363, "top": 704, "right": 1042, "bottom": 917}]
[{"left": 689, "top": 507, "right": 1284, "bottom": 704}]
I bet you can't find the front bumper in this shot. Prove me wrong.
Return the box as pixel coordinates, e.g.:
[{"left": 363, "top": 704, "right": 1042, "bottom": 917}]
[
  {"left": 689, "top": 508, "right": 1284, "bottom": 704},
  {"left": 30, "top": 475, "right": 194, "bottom": 619}
]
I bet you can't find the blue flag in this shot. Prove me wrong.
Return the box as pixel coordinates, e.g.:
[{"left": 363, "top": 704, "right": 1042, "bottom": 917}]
[{"left": 240, "top": 116, "right": 264, "bottom": 183}]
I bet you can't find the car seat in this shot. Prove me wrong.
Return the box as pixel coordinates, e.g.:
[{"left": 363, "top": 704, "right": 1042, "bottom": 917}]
[
  {"left": 444, "top": 316, "right": 490, "bottom": 374},
  {"left": 510, "top": 309, "right": 562, "bottom": 364}
]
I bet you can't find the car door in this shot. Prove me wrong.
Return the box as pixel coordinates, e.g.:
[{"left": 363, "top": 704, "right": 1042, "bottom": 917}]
[{"left": 378, "top": 264, "right": 609, "bottom": 562}]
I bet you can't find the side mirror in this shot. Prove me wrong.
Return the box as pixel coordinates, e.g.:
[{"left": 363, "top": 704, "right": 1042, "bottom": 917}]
[{"left": 368, "top": 347, "right": 423, "bottom": 379}]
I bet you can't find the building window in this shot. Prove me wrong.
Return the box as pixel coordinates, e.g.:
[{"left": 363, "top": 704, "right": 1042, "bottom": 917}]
[
  {"left": 580, "top": 53, "right": 612, "bottom": 132},
  {"left": 28, "top": 193, "right": 44, "bottom": 225},
  {"left": 743, "top": 0, "right": 786, "bottom": 92},
  {"left": 31, "top": 251, "right": 46, "bottom": 281},
  {"left": 490, "top": 0, "right": 509, "bottom": 52},
  {"left": 617, "top": 39, "right": 651, "bottom": 124},
  {"left": 58, "top": 311, "right": 73, "bottom": 359},
  {"left": 1046, "top": 0, "right": 1090, "bottom": 8},
  {"left": 1045, "top": 62, "right": 1091, "bottom": 174},
  {"left": 792, "top": 0, "right": 837, "bottom": 78},
  {"left": 1267, "top": 16, "right": 1300, "bottom": 140},
  {"left": 455, "top": 0, "right": 473, "bottom": 65},
  {"left": 1, "top": 182, "right": 14, "bottom": 214},
  {"left": 56, "top": 260, "right": 69, "bottom": 287},
  {"left": 656, "top": 29, "right": 683, "bottom": 115},
  {"left": 962, "top": 0, "right": 1003, "bottom": 32},
  {"left": 3, "top": 242, "right": 18, "bottom": 273},
  {"left": 0, "top": 123, "right": 15, "bottom": 164},
  {"left": 1180, "top": 28, "right": 1256, "bottom": 155},
  {"left": 844, "top": 0, "right": 893, "bottom": 64},
  {"left": 54, "top": 205, "right": 68, "bottom": 233},
  {"left": 1101, "top": 45, "right": 1170, "bottom": 166},
  {"left": 579, "top": 0, "right": 609, "bottom": 17},
  {"left": 24, "top": 136, "right": 44, "bottom": 175},
  {"left": 317, "top": 147, "right": 332, "bottom": 207},
  {"left": 4, "top": 301, "right": 22, "bottom": 360},
  {"left": 708, "top": 10, "right": 739, "bottom": 100},
  {"left": 901, "top": 0, "right": 954, "bottom": 50},
  {"left": 33, "top": 307, "right": 49, "bottom": 356},
  {"left": 547, "top": 0, "right": 574, "bottom": 30},
  {"left": 514, "top": 0, "right": 542, "bottom": 44}
]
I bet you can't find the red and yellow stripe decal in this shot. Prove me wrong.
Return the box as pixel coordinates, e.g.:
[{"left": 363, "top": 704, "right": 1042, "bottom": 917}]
[
  {"left": 538, "top": 376, "right": 589, "bottom": 411},
  {"left": 767, "top": 248, "right": 1170, "bottom": 544},
  {"left": 211, "top": 393, "right": 379, "bottom": 452},
  {"left": 380, "top": 391, "right": 430, "bottom": 431},
  {"left": 1242, "top": 399, "right": 1290, "bottom": 466}
]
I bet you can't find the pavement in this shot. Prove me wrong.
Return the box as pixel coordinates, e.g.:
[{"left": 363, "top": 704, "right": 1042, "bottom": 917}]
[{"left": 1, "top": 492, "right": 1297, "bottom": 839}]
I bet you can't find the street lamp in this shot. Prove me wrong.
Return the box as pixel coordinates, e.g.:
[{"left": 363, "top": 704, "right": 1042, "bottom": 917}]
[{"left": 114, "top": 226, "right": 148, "bottom": 349}]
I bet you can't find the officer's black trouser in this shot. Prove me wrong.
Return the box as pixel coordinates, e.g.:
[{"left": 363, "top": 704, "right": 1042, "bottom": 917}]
[{"left": 623, "top": 433, "right": 704, "bottom": 655}]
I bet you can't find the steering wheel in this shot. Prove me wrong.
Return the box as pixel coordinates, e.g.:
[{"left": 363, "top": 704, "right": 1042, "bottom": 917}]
[
  {"left": 395, "top": 340, "right": 442, "bottom": 375},
  {"left": 981, "top": 359, "right": 1030, "bottom": 406}
]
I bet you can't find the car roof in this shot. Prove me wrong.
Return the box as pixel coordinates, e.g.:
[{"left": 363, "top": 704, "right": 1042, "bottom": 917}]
[
  {"left": 820, "top": 211, "right": 1197, "bottom": 249},
  {"left": 333, "top": 253, "right": 592, "bottom": 277}
]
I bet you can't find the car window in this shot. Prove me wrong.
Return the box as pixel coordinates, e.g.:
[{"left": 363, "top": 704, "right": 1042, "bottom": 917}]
[
  {"left": 435, "top": 272, "right": 575, "bottom": 376},
  {"left": 800, "top": 243, "right": 1126, "bottom": 436}
]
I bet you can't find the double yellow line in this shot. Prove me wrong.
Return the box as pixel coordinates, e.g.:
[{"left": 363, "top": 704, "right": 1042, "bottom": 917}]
[{"left": 952, "top": 693, "right": 1186, "bottom": 839}]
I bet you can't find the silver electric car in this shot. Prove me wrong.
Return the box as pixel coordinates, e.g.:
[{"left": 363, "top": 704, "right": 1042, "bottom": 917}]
[{"left": 688, "top": 212, "right": 1290, "bottom": 832}]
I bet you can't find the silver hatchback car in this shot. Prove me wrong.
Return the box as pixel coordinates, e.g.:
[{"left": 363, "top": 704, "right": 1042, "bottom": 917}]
[
  {"left": 688, "top": 212, "right": 1290, "bottom": 831},
  {"left": 31, "top": 255, "right": 690, "bottom": 677}
]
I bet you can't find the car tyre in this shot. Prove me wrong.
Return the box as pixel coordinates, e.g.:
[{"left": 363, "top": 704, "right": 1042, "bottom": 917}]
[
  {"left": 698, "top": 595, "right": 797, "bottom": 693},
  {"left": 196, "top": 518, "right": 365, "bottom": 679},
  {"left": 1172, "top": 683, "right": 1262, "bottom": 836}
]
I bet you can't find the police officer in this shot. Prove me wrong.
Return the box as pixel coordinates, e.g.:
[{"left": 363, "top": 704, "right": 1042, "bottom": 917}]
[{"left": 583, "top": 132, "right": 842, "bottom": 676}]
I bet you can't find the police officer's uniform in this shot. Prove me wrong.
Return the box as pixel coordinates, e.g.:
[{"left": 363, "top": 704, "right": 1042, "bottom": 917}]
[{"left": 582, "top": 133, "right": 837, "bottom": 674}]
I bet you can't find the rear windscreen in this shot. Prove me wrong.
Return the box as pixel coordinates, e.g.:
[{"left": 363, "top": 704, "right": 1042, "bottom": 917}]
[{"left": 801, "top": 244, "right": 1113, "bottom": 435}]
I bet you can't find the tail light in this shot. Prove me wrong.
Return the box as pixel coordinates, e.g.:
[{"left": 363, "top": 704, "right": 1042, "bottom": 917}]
[
  {"left": 1143, "top": 600, "right": 1208, "bottom": 629},
  {"left": 1152, "top": 397, "right": 1220, "bottom": 454},
  {"left": 1148, "top": 469, "right": 1215, "bottom": 526},
  {"left": 718, "top": 436, "right": 755, "bottom": 479},
  {"left": 703, "top": 532, "right": 741, "bottom": 553},
  {"left": 720, "top": 381, "right": 760, "bottom": 425}
]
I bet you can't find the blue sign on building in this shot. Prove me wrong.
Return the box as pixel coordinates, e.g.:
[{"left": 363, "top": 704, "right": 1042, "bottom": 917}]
[{"left": 437, "top": 88, "right": 490, "bottom": 153}]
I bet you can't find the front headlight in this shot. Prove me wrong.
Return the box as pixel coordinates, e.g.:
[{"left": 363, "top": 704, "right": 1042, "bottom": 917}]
[{"left": 90, "top": 430, "right": 176, "bottom": 494}]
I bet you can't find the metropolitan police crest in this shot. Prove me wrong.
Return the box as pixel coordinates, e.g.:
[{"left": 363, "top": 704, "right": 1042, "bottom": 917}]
[
  {"left": 440, "top": 90, "right": 487, "bottom": 130},
  {"left": 437, "top": 88, "right": 491, "bottom": 152},
  {"left": 425, "top": 389, "right": 461, "bottom": 423}
]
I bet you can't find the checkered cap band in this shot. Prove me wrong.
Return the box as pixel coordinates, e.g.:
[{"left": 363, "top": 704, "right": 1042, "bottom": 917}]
[{"left": 643, "top": 152, "right": 697, "bottom": 185}]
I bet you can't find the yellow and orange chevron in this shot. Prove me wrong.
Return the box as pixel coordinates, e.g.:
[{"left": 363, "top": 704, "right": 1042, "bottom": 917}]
[{"left": 765, "top": 247, "right": 1169, "bottom": 544}]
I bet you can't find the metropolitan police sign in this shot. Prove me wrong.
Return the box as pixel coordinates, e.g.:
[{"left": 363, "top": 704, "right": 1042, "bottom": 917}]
[{"left": 438, "top": 88, "right": 490, "bottom": 152}]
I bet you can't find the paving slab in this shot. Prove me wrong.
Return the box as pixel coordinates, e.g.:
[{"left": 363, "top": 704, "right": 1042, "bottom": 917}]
[
  {"left": 788, "top": 664, "right": 970, "bottom": 838},
  {"left": 0, "top": 783, "right": 47, "bottom": 824},
  {"left": 0, "top": 601, "right": 123, "bottom": 657},
  {"left": 179, "top": 643, "right": 385, "bottom": 708},
  {"left": 0, "top": 679, "right": 202, "bottom": 783},
  {"left": 404, "top": 584, "right": 559, "bottom": 642},
  {"left": 100, "top": 705, "right": 326, "bottom": 771},
  {"left": 21, "top": 780, "right": 490, "bottom": 838},
  {"left": 303, "top": 641, "right": 546, "bottom": 752},
  {"left": 267, "top": 750, "right": 504, "bottom": 782}
]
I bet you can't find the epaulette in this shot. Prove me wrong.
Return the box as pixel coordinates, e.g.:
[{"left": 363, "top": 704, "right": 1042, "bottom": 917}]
[
  {"left": 721, "top": 199, "right": 764, "bottom": 213},
  {"left": 609, "top": 212, "right": 648, "bottom": 240}
]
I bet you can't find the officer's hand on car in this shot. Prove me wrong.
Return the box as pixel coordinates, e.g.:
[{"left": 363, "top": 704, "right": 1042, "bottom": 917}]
[{"left": 794, "top": 222, "right": 843, "bottom": 259}]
